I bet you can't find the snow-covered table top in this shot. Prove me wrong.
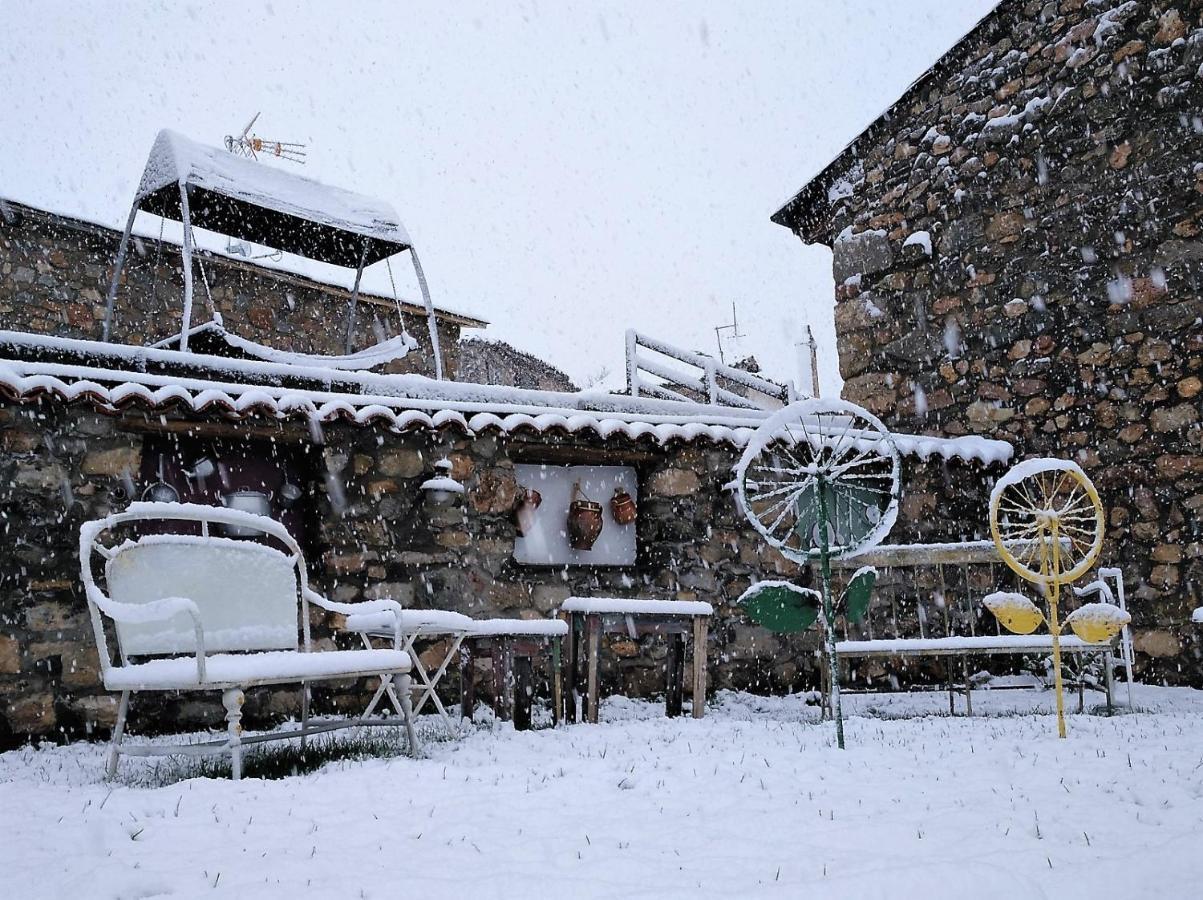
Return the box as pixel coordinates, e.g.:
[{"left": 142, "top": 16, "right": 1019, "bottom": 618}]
[
  {"left": 344, "top": 609, "right": 475, "bottom": 635},
  {"left": 464, "top": 618, "right": 568, "bottom": 637},
  {"left": 836, "top": 634, "right": 1112, "bottom": 657},
  {"left": 560, "top": 597, "right": 714, "bottom": 617},
  {"left": 344, "top": 609, "right": 567, "bottom": 638}
]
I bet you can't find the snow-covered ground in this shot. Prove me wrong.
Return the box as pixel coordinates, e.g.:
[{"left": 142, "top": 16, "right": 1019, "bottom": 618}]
[{"left": 2, "top": 685, "right": 1202, "bottom": 899}]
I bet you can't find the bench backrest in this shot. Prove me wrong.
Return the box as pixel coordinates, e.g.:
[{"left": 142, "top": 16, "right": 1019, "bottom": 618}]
[{"left": 107, "top": 534, "right": 299, "bottom": 656}]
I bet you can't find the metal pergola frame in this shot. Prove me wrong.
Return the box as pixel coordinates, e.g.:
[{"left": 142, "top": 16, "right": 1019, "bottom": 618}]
[{"left": 102, "top": 129, "right": 444, "bottom": 378}]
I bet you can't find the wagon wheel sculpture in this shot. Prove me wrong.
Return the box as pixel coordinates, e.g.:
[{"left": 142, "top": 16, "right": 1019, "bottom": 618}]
[
  {"left": 735, "top": 399, "right": 901, "bottom": 749},
  {"left": 988, "top": 459, "right": 1106, "bottom": 738}
]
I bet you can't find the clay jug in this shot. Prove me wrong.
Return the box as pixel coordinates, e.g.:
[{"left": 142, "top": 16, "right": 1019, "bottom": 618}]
[{"left": 567, "top": 483, "right": 604, "bottom": 550}]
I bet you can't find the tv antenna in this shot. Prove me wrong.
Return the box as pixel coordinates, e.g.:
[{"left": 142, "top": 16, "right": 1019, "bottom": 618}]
[
  {"left": 224, "top": 112, "right": 307, "bottom": 164},
  {"left": 714, "top": 301, "right": 743, "bottom": 365}
]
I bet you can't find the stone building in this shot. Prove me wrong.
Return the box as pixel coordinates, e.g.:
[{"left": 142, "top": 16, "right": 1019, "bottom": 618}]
[
  {"left": 773, "top": 0, "right": 1203, "bottom": 682},
  {"left": 0, "top": 326, "right": 1007, "bottom": 744}
]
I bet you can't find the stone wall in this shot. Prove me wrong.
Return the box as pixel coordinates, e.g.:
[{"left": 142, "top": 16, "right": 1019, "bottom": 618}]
[
  {"left": 458, "top": 338, "right": 577, "bottom": 391},
  {"left": 7, "top": 395, "right": 966, "bottom": 745},
  {"left": 781, "top": 0, "right": 1203, "bottom": 682},
  {"left": 0, "top": 199, "right": 470, "bottom": 378}
]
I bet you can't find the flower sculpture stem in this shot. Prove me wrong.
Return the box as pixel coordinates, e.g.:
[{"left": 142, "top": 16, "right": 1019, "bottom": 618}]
[{"left": 816, "top": 472, "right": 845, "bottom": 750}]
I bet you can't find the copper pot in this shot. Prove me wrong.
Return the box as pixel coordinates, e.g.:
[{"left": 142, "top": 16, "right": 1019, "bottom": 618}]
[
  {"left": 610, "top": 488, "right": 637, "bottom": 525},
  {"left": 567, "top": 483, "right": 604, "bottom": 550},
  {"left": 513, "top": 488, "right": 542, "bottom": 536}
]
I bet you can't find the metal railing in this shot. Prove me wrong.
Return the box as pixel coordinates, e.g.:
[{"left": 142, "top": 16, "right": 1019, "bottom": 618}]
[{"left": 625, "top": 330, "right": 798, "bottom": 410}]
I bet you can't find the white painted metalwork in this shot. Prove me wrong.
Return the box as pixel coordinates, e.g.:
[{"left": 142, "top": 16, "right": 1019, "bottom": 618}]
[
  {"left": 626, "top": 329, "right": 798, "bottom": 410},
  {"left": 80, "top": 501, "right": 419, "bottom": 779}
]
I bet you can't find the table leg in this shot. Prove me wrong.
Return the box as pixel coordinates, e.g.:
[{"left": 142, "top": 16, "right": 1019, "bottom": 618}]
[
  {"left": 493, "top": 638, "right": 514, "bottom": 722},
  {"left": 460, "top": 642, "right": 476, "bottom": 722},
  {"left": 562, "top": 612, "right": 577, "bottom": 723},
  {"left": 551, "top": 635, "right": 563, "bottom": 727},
  {"left": 691, "top": 616, "right": 708, "bottom": 719},
  {"left": 513, "top": 654, "right": 533, "bottom": 731},
  {"left": 586, "top": 614, "right": 601, "bottom": 724},
  {"left": 665, "top": 632, "right": 684, "bottom": 718}
]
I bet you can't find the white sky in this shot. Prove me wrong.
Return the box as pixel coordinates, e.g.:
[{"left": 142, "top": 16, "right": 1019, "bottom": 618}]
[{"left": 1, "top": 1, "right": 995, "bottom": 392}]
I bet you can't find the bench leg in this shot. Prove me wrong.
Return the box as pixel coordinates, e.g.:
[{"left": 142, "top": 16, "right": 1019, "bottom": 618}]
[
  {"left": 962, "top": 657, "right": 972, "bottom": 717},
  {"left": 105, "top": 690, "right": 131, "bottom": 781},
  {"left": 300, "top": 681, "right": 310, "bottom": 752},
  {"left": 222, "top": 688, "right": 245, "bottom": 781},
  {"left": 946, "top": 659, "right": 955, "bottom": 716},
  {"left": 665, "top": 632, "right": 684, "bottom": 718},
  {"left": 1104, "top": 650, "right": 1115, "bottom": 714}
]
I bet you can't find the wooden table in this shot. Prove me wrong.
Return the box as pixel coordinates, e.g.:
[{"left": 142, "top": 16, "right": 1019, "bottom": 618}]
[
  {"left": 458, "top": 619, "right": 567, "bottom": 731},
  {"left": 559, "top": 598, "right": 713, "bottom": 724}
]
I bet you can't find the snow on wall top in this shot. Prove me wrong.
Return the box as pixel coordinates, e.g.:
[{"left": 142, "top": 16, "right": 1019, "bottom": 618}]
[
  {"left": 0, "top": 330, "right": 1014, "bottom": 463},
  {"left": 135, "top": 130, "right": 411, "bottom": 263}
]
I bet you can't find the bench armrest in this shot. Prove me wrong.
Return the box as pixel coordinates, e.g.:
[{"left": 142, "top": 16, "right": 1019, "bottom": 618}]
[
  {"left": 304, "top": 589, "right": 404, "bottom": 650},
  {"left": 84, "top": 584, "right": 208, "bottom": 681}
]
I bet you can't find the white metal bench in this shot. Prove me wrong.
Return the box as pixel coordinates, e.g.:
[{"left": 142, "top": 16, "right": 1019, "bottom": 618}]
[
  {"left": 80, "top": 501, "right": 418, "bottom": 780},
  {"left": 822, "top": 542, "right": 1133, "bottom": 714}
]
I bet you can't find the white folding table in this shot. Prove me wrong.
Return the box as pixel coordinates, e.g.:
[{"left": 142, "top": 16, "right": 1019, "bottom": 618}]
[{"left": 346, "top": 609, "right": 474, "bottom": 730}]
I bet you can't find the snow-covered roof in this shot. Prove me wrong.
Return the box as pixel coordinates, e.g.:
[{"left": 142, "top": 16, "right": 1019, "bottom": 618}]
[
  {"left": 135, "top": 130, "right": 411, "bottom": 267},
  {"left": 0, "top": 330, "right": 1014, "bottom": 463}
]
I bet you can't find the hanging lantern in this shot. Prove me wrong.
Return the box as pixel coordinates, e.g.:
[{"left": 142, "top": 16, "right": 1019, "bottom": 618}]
[
  {"left": 610, "top": 487, "right": 637, "bottom": 525},
  {"left": 420, "top": 458, "right": 465, "bottom": 506},
  {"left": 513, "top": 488, "right": 543, "bottom": 536},
  {"left": 567, "top": 482, "right": 604, "bottom": 550}
]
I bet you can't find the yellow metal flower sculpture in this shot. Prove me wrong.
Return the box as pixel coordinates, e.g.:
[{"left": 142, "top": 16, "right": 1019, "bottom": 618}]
[{"left": 986, "top": 459, "right": 1112, "bottom": 738}]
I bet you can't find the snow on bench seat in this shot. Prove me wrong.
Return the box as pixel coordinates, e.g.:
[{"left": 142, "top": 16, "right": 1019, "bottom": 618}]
[
  {"left": 560, "top": 597, "right": 714, "bottom": 617},
  {"left": 836, "top": 634, "right": 1111, "bottom": 658},
  {"left": 105, "top": 648, "right": 411, "bottom": 691}
]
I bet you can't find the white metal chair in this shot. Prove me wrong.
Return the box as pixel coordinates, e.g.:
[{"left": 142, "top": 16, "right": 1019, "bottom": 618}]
[{"left": 80, "top": 501, "right": 419, "bottom": 780}]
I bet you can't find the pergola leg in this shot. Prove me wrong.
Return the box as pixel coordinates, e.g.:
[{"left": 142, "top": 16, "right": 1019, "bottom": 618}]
[
  {"left": 343, "top": 240, "right": 371, "bottom": 354},
  {"left": 101, "top": 208, "right": 138, "bottom": 342},
  {"left": 410, "top": 248, "right": 444, "bottom": 380},
  {"left": 178, "top": 184, "right": 196, "bottom": 350}
]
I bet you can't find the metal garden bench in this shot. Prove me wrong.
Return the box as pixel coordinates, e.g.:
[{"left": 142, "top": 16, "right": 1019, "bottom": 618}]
[
  {"left": 821, "top": 541, "right": 1133, "bottom": 714},
  {"left": 80, "top": 501, "right": 418, "bottom": 780}
]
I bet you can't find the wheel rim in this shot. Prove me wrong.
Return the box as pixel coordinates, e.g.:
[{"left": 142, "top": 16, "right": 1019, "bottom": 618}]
[
  {"left": 989, "top": 461, "right": 1104, "bottom": 585},
  {"left": 736, "top": 399, "right": 901, "bottom": 561}
]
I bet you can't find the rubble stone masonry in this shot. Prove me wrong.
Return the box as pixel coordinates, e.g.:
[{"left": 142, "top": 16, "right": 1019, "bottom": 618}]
[{"left": 781, "top": 0, "right": 1203, "bottom": 682}]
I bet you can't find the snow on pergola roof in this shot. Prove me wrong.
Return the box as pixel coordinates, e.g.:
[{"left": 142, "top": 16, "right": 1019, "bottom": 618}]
[{"left": 134, "top": 130, "right": 411, "bottom": 267}]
